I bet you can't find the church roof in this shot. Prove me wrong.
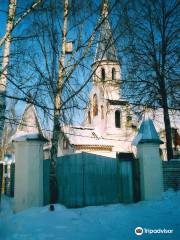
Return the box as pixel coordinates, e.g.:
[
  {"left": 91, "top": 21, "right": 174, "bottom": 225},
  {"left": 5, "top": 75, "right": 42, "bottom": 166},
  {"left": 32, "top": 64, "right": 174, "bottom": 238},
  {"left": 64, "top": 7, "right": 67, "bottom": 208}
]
[
  {"left": 62, "top": 125, "right": 133, "bottom": 153},
  {"left": 62, "top": 126, "right": 112, "bottom": 146},
  {"left": 12, "top": 104, "right": 43, "bottom": 140},
  {"left": 94, "top": 2, "right": 118, "bottom": 62}
]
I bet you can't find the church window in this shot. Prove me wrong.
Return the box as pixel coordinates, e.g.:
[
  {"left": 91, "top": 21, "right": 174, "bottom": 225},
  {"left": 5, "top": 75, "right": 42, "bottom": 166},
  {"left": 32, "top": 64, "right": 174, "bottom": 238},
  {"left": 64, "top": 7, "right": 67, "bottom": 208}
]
[
  {"left": 101, "top": 105, "right": 104, "bottom": 119},
  {"left": 112, "top": 68, "right": 116, "bottom": 80},
  {"left": 88, "top": 111, "right": 91, "bottom": 124},
  {"left": 115, "top": 110, "right": 121, "bottom": 128},
  {"left": 101, "top": 68, "right": 105, "bottom": 81},
  {"left": 93, "top": 94, "right": 98, "bottom": 116},
  {"left": 63, "top": 138, "right": 68, "bottom": 149}
]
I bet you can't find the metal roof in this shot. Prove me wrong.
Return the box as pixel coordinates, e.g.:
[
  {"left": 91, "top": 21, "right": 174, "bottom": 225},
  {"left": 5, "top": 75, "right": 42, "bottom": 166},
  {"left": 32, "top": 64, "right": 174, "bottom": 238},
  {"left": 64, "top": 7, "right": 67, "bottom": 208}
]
[
  {"left": 132, "top": 117, "right": 163, "bottom": 145},
  {"left": 95, "top": 17, "right": 118, "bottom": 62}
]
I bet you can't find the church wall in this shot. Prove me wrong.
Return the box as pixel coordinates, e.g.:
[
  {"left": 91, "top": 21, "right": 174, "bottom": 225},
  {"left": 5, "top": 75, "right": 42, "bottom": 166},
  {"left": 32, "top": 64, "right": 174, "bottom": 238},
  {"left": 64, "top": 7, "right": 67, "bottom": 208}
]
[
  {"left": 88, "top": 85, "right": 107, "bottom": 134},
  {"left": 106, "top": 104, "right": 130, "bottom": 135}
]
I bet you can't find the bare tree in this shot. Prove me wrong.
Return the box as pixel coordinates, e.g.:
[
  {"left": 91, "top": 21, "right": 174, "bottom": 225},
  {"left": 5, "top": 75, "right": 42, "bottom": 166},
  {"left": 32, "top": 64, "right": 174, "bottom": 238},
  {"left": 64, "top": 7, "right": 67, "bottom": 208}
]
[
  {"left": 49, "top": 0, "right": 69, "bottom": 205},
  {"left": 123, "top": 0, "right": 180, "bottom": 160},
  {"left": 0, "top": 0, "right": 43, "bottom": 160}
]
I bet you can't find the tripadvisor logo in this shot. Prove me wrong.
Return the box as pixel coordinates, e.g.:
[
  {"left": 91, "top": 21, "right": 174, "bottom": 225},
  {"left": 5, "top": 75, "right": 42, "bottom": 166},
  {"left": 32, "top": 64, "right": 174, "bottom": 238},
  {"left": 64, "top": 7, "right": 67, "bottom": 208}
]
[
  {"left": 135, "top": 227, "right": 143, "bottom": 236},
  {"left": 135, "top": 227, "right": 174, "bottom": 236}
]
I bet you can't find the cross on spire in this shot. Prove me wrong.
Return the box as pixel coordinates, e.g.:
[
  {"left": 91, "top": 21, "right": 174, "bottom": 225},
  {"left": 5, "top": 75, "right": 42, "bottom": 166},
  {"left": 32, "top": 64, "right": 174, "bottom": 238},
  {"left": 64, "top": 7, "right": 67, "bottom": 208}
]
[{"left": 102, "top": 0, "right": 108, "bottom": 18}]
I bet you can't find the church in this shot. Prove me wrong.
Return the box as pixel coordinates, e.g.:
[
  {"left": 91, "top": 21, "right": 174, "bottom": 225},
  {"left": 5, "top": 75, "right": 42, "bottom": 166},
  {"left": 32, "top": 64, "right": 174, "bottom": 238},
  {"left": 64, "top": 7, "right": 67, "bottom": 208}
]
[{"left": 57, "top": 0, "right": 180, "bottom": 159}]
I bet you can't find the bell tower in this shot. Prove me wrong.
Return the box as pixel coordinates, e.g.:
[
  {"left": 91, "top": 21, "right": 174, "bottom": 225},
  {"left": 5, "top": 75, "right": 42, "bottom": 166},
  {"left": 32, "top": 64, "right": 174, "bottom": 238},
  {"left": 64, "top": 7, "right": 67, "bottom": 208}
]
[
  {"left": 86, "top": 0, "right": 122, "bottom": 135},
  {"left": 92, "top": 0, "right": 121, "bottom": 101}
]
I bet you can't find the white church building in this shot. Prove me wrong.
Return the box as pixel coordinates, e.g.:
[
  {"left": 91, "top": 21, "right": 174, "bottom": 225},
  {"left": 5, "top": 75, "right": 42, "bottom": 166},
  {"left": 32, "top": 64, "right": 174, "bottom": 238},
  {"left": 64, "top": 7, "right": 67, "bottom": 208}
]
[
  {"left": 57, "top": 1, "right": 137, "bottom": 158},
  {"left": 56, "top": 1, "right": 179, "bottom": 159}
]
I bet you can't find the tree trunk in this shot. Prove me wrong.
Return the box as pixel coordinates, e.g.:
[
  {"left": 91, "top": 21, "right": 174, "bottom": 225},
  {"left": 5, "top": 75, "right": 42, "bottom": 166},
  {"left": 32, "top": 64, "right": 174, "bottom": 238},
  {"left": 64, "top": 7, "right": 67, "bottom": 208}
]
[
  {"left": 0, "top": 0, "right": 16, "bottom": 160},
  {"left": 49, "top": 114, "right": 60, "bottom": 204},
  {"left": 160, "top": 77, "right": 174, "bottom": 160},
  {"left": 160, "top": 4, "right": 174, "bottom": 161},
  {"left": 49, "top": 0, "right": 68, "bottom": 205},
  {"left": 162, "top": 97, "right": 174, "bottom": 160}
]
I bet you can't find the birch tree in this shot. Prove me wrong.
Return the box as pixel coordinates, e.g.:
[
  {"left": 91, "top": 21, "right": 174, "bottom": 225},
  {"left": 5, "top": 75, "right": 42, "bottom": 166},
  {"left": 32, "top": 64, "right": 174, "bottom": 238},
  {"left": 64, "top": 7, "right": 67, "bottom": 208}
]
[
  {"left": 0, "top": 0, "right": 43, "bottom": 160},
  {"left": 49, "top": 0, "right": 68, "bottom": 205},
  {"left": 0, "top": 0, "right": 16, "bottom": 160}
]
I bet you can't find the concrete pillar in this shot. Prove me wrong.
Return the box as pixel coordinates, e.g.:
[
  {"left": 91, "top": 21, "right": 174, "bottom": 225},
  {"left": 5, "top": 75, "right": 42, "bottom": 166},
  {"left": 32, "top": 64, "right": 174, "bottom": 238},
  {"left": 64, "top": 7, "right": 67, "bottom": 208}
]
[
  {"left": 133, "top": 117, "right": 163, "bottom": 201},
  {"left": 13, "top": 134, "right": 47, "bottom": 212},
  {"left": 137, "top": 142, "right": 163, "bottom": 200}
]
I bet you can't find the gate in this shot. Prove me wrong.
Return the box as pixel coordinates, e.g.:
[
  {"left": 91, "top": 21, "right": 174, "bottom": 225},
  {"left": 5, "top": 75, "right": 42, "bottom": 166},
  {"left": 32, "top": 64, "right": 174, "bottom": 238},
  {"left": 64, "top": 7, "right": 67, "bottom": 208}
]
[{"left": 43, "top": 152, "right": 136, "bottom": 207}]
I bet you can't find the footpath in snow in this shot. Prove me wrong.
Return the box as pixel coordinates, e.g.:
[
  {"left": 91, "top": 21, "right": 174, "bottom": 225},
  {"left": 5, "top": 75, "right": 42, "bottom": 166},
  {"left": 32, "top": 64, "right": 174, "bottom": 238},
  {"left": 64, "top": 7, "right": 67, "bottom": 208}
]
[{"left": 0, "top": 190, "right": 180, "bottom": 240}]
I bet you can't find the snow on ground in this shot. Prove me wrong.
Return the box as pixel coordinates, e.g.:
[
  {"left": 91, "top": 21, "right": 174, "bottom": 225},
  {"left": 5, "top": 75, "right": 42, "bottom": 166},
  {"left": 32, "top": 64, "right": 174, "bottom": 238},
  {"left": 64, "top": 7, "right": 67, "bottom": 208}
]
[
  {"left": 0, "top": 195, "right": 13, "bottom": 218},
  {"left": 0, "top": 191, "right": 180, "bottom": 240}
]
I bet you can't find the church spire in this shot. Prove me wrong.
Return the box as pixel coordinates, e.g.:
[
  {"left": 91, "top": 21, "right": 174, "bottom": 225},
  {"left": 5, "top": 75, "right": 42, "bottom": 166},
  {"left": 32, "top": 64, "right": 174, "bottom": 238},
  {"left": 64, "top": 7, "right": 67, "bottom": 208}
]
[{"left": 94, "top": 0, "right": 118, "bottom": 62}]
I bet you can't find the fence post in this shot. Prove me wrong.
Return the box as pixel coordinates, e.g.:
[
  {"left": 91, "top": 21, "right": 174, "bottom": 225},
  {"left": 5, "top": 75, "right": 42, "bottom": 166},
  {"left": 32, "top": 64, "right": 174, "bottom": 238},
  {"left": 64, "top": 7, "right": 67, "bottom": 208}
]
[
  {"left": 10, "top": 163, "right": 15, "bottom": 197},
  {"left": 133, "top": 117, "right": 163, "bottom": 201},
  {"left": 13, "top": 134, "right": 47, "bottom": 212}
]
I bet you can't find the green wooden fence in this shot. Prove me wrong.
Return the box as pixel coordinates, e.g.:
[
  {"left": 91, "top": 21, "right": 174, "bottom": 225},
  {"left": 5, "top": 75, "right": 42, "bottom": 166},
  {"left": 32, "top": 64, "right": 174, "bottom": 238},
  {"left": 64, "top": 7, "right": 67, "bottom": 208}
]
[{"left": 43, "top": 152, "right": 136, "bottom": 208}]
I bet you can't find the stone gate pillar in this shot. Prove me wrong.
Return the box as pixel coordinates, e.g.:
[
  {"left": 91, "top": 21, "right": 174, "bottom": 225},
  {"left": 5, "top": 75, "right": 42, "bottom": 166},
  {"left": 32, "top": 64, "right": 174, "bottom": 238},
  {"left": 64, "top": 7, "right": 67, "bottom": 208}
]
[
  {"left": 133, "top": 117, "right": 163, "bottom": 200},
  {"left": 13, "top": 134, "right": 47, "bottom": 212}
]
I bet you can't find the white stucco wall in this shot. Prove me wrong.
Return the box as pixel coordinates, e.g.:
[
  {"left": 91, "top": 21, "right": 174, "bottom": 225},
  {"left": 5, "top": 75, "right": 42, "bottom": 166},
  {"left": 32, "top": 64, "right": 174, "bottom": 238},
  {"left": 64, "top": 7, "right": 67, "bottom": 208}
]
[
  {"left": 137, "top": 143, "right": 163, "bottom": 200},
  {"left": 14, "top": 140, "right": 44, "bottom": 212}
]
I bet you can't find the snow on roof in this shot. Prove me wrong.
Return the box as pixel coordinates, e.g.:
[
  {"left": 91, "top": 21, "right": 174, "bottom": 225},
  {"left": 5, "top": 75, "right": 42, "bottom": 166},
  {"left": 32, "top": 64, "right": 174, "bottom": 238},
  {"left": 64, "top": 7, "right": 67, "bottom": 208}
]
[
  {"left": 16, "top": 104, "right": 43, "bottom": 135},
  {"left": 62, "top": 125, "right": 113, "bottom": 146},
  {"left": 62, "top": 125, "right": 133, "bottom": 152},
  {"left": 10, "top": 104, "right": 44, "bottom": 143}
]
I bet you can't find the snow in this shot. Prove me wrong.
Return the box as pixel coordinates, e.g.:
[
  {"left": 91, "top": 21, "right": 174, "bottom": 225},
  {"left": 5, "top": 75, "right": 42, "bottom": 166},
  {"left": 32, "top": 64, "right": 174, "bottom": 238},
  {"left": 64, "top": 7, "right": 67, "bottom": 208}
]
[
  {"left": 0, "top": 196, "right": 13, "bottom": 218},
  {"left": 0, "top": 190, "right": 180, "bottom": 240}
]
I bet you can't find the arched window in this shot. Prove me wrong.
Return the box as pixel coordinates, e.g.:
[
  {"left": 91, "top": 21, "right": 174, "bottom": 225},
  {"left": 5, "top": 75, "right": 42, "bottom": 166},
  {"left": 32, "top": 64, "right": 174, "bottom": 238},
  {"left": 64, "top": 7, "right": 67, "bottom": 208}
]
[
  {"left": 115, "top": 110, "right": 121, "bottom": 128},
  {"left": 101, "top": 105, "right": 104, "bottom": 119},
  {"left": 112, "top": 68, "right": 116, "bottom": 80},
  {"left": 63, "top": 137, "right": 68, "bottom": 149},
  {"left": 93, "top": 94, "right": 98, "bottom": 116},
  {"left": 88, "top": 111, "right": 91, "bottom": 124},
  {"left": 101, "top": 68, "right": 105, "bottom": 81}
]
